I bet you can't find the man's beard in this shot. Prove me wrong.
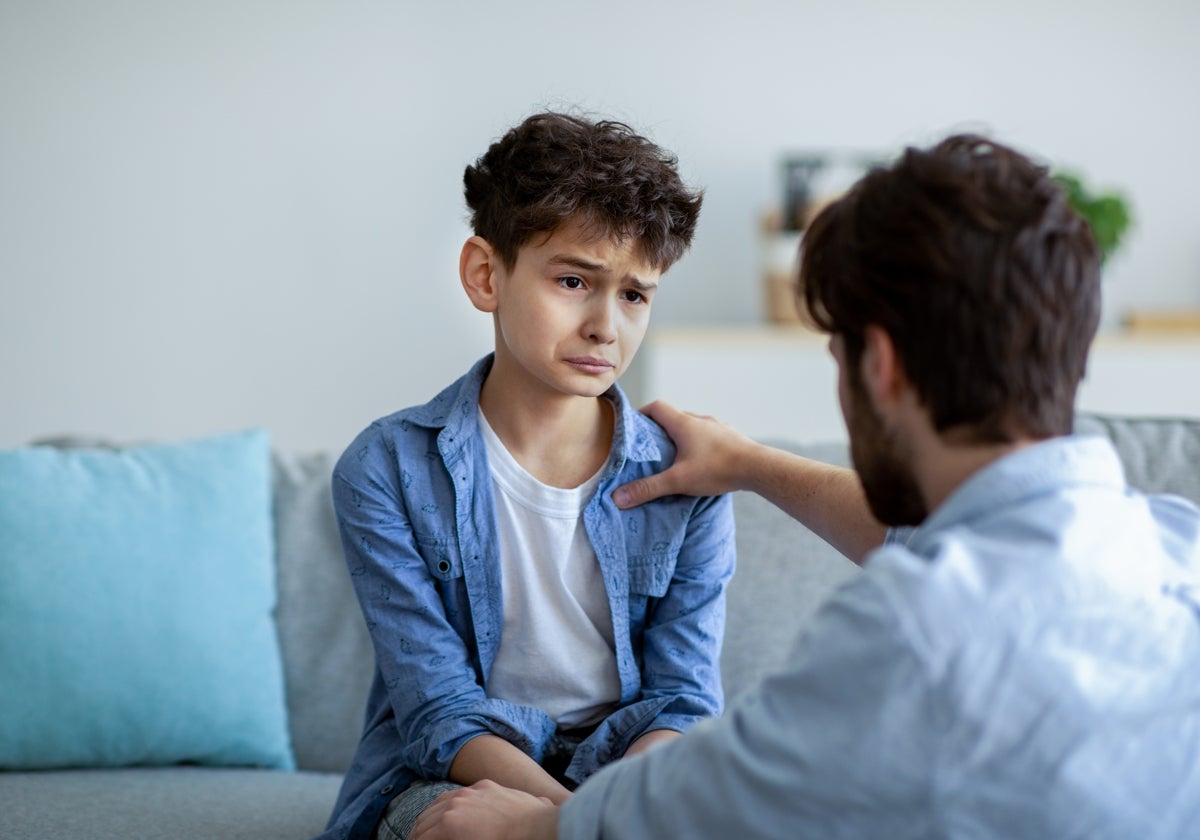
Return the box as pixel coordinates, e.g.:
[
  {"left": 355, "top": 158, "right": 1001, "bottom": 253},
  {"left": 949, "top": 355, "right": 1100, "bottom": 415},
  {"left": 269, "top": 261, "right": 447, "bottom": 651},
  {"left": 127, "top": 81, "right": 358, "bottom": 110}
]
[{"left": 846, "top": 375, "right": 928, "bottom": 527}]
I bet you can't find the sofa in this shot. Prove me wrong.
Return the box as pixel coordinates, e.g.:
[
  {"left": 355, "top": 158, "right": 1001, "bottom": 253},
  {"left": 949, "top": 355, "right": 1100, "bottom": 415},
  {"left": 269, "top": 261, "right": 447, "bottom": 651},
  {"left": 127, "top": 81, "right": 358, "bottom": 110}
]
[{"left": 2, "top": 413, "right": 1198, "bottom": 839}]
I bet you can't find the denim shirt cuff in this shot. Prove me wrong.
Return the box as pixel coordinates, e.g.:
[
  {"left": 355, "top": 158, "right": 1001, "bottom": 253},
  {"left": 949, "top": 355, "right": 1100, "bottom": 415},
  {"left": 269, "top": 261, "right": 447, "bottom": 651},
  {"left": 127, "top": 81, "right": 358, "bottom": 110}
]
[
  {"left": 565, "top": 696, "right": 674, "bottom": 782},
  {"left": 416, "top": 697, "right": 557, "bottom": 777},
  {"left": 640, "top": 711, "right": 705, "bottom": 737}
]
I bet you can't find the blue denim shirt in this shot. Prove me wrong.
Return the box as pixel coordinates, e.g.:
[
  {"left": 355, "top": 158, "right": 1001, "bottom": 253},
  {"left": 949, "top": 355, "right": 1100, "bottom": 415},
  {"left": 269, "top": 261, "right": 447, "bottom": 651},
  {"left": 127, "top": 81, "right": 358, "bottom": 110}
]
[
  {"left": 319, "top": 355, "right": 736, "bottom": 840},
  {"left": 562, "top": 435, "right": 1200, "bottom": 839}
]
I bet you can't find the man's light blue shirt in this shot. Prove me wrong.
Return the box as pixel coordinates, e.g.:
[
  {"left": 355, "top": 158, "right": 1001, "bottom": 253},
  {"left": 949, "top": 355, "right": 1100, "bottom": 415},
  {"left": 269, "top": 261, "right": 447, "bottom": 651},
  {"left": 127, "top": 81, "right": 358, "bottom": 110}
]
[
  {"left": 319, "top": 355, "right": 735, "bottom": 840},
  {"left": 562, "top": 434, "right": 1200, "bottom": 838}
]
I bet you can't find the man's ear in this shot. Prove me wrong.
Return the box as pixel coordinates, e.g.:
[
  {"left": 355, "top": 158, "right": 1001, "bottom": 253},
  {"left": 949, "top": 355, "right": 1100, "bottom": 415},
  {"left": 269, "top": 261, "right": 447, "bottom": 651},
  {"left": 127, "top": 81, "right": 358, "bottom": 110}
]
[
  {"left": 860, "top": 325, "right": 908, "bottom": 407},
  {"left": 460, "top": 236, "right": 501, "bottom": 313}
]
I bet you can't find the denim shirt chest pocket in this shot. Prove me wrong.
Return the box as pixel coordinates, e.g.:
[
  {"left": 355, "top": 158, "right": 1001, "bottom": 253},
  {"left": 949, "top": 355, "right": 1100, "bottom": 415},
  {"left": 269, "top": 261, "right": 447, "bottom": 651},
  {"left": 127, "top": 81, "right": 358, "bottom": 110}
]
[
  {"left": 628, "top": 548, "right": 676, "bottom": 596},
  {"left": 625, "top": 516, "right": 685, "bottom": 631},
  {"left": 415, "top": 531, "right": 462, "bottom": 582},
  {"left": 412, "top": 529, "right": 475, "bottom": 642}
]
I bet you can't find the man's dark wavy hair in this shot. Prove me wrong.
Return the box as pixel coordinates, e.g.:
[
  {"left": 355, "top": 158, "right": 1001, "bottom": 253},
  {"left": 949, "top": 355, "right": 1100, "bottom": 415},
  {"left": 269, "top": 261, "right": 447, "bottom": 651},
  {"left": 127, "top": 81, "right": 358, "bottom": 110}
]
[
  {"left": 799, "top": 134, "right": 1101, "bottom": 442},
  {"left": 464, "top": 112, "right": 703, "bottom": 271}
]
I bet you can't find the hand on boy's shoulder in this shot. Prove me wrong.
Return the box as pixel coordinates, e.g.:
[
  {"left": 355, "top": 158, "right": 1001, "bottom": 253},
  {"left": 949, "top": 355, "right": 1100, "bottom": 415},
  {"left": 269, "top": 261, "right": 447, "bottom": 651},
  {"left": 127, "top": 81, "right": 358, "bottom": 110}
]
[{"left": 613, "top": 401, "right": 754, "bottom": 508}]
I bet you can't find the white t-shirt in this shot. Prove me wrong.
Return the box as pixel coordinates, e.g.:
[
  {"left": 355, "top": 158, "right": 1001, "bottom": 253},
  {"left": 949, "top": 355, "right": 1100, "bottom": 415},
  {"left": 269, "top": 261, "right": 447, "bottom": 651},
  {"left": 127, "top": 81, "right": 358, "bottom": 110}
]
[{"left": 478, "top": 407, "right": 621, "bottom": 728}]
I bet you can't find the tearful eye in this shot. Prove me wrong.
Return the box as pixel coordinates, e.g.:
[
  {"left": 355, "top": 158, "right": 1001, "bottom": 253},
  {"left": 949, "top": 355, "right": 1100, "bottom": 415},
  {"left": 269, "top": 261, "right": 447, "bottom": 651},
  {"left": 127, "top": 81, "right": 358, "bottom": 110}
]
[{"left": 559, "top": 276, "right": 584, "bottom": 290}]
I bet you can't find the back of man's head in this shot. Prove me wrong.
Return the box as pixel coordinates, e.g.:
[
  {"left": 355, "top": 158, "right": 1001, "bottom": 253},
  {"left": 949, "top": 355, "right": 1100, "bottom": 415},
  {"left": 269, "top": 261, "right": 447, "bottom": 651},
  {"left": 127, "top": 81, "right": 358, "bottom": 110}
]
[
  {"left": 800, "top": 134, "right": 1101, "bottom": 442},
  {"left": 463, "top": 111, "right": 703, "bottom": 273}
]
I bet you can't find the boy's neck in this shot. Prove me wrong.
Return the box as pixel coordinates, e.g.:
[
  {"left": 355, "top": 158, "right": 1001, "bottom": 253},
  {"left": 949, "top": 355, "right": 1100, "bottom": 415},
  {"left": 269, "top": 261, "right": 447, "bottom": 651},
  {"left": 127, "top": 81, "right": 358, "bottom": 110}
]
[{"left": 477, "top": 373, "right": 615, "bottom": 489}]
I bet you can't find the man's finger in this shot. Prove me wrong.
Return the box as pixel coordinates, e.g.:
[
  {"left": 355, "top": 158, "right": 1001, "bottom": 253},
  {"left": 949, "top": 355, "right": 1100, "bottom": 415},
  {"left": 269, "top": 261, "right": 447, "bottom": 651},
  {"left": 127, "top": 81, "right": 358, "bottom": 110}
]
[
  {"left": 410, "top": 788, "right": 463, "bottom": 839},
  {"left": 613, "top": 473, "right": 673, "bottom": 509}
]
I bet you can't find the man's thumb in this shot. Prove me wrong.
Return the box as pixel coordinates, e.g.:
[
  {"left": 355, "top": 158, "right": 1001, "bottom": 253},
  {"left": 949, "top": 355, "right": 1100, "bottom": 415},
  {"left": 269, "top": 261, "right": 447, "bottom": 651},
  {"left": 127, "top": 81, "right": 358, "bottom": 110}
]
[{"left": 612, "top": 474, "right": 667, "bottom": 509}]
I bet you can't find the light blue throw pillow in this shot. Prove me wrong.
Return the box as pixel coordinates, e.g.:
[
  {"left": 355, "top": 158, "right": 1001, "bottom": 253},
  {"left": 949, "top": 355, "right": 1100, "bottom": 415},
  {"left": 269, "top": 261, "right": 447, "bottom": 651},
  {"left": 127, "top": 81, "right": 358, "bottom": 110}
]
[{"left": 0, "top": 430, "right": 294, "bottom": 770}]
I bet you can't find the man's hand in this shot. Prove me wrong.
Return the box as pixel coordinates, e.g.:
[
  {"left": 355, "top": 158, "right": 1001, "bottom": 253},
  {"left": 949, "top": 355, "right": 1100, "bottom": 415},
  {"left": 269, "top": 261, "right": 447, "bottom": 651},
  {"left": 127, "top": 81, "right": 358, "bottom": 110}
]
[
  {"left": 410, "top": 780, "right": 560, "bottom": 840},
  {"left": 613, "top": 400, "right": 885, "bottom": 563},
  {"left": 612, "top": 400, "right": 759, "bottom": 509}
]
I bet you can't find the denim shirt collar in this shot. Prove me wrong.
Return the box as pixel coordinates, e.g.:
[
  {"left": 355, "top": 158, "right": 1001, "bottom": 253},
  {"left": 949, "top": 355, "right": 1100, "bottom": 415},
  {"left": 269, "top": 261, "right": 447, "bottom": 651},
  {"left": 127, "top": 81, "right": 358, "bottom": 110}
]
[{"left": 405, "top": 353, "right": 663, "bottom": 471}]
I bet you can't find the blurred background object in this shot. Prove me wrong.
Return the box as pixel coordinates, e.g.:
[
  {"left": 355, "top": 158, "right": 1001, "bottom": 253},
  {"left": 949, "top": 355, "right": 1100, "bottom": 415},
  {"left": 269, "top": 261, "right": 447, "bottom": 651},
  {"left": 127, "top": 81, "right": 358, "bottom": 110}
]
[
  {"left": 762, "top": 151, "right": 881, "bottom": 325},
  {"left": 4, "top": 0, "right": 1199, "bottom": 453},
  {"left": 1054, "top": 170, "right": 1133, "bottom": 265}
]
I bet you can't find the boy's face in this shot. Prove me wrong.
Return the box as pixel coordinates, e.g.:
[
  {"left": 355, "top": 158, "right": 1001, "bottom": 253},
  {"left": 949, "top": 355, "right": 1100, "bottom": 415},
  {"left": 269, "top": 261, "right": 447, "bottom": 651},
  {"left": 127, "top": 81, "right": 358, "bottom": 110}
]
[{"left": 487, "top": 217, "right": 662, "bottom": 401}]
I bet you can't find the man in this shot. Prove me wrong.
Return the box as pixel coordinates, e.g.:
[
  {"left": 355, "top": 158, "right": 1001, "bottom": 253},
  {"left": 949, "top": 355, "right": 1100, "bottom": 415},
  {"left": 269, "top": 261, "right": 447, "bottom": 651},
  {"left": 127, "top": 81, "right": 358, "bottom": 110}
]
[{"left": 410, "top": 134, "right": 1200, "bottom": 839}]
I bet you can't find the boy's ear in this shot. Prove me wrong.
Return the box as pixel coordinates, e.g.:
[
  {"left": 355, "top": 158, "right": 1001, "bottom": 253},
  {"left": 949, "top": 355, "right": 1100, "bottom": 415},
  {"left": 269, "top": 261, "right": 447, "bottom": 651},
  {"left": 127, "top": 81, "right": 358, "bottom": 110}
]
[{"left": 460, "top": 236, "right": 501, "bottom": 313}]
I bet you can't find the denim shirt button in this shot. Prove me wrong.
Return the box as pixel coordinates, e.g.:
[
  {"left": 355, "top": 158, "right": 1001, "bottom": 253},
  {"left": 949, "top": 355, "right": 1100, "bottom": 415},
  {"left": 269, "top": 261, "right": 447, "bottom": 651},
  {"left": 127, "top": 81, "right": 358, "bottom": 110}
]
[
  {"left": 437, "top": 560, "right": 451, "bottom": 573},
  {"left": 380, "top": 784, "right": 394, "bottom": 795}
]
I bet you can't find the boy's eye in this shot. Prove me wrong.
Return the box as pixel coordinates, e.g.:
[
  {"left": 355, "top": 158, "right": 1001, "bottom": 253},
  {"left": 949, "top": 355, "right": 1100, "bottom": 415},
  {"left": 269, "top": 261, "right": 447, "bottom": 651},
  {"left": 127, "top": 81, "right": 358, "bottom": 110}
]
[
  {"left": 621, "top": 289, "right": 645, "bottom": 304},
  {"left": 559, "top": 276, "right": 584, "bottom": 290}
]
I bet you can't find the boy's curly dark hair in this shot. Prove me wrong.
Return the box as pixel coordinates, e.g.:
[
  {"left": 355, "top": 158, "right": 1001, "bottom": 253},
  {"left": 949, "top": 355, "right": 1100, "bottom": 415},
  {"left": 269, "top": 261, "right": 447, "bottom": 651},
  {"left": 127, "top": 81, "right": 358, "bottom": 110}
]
[{"left": 463, "top": 112, "right": 703, "bottom": 271}]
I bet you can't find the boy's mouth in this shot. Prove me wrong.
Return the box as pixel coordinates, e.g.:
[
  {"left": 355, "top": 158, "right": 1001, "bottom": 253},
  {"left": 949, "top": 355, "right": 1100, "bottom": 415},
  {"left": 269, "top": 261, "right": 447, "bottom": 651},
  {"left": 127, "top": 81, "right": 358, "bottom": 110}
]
[{"left": 565, "top": 356, "right": 615, "bottom": 374}]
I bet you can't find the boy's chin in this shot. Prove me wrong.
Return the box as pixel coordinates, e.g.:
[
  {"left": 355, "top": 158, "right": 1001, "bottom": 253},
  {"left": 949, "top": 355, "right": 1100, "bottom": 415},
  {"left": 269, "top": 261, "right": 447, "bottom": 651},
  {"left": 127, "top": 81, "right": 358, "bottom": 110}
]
[
  {"left": 563, "top": 383, "right": 614, "bottom": 399},
  {"left": 555, "top": 368, "right": 622, "bottom": 397},
  {"left": 558, "top": 375, "right": 618, "bottom": 399}
]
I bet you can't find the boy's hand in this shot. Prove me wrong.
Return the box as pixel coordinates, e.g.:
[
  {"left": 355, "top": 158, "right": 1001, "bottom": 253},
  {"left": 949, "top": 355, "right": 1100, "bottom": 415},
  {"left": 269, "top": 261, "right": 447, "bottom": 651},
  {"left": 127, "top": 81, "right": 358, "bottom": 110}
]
[
  {"left": 612, "top": 401, "right": 757, "bottom": 508},
  {"left": 410, "top": 780, "right": 559, "bottom": 840}
]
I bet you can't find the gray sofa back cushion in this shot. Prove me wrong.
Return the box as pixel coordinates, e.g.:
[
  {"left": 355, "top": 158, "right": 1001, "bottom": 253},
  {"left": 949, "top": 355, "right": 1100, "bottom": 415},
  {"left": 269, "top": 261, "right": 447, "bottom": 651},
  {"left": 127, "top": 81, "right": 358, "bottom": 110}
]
[
  {"left": 722, "top": 441, "right": 858, "bottom": 707},
  {"left": 272, "top": 450, "right": 373, "bottom": 773},
  {"left": 1074, "top": 413, "right": 1200, "bottom": 500}
]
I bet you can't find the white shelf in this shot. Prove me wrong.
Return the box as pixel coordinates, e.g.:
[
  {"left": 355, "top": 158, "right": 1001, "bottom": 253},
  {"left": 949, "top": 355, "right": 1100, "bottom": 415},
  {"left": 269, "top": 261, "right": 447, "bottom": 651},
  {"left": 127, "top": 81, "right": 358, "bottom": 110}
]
[{"left": 632, "top": 326, "right": 1200, "bottom": 444}]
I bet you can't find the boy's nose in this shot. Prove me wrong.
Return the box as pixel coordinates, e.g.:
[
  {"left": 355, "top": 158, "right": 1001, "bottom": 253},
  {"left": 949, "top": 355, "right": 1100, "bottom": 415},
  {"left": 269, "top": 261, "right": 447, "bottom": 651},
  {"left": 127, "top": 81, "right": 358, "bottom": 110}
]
[{"left": 585, "top": 299, "right": 618, "bottom": 343}]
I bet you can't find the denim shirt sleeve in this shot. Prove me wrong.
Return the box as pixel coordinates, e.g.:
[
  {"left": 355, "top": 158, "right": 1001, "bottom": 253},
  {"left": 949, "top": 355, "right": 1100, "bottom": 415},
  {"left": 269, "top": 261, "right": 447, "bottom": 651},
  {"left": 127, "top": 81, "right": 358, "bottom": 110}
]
[{"left": 332, "top": 428, "right": 555, "bottom": 780}]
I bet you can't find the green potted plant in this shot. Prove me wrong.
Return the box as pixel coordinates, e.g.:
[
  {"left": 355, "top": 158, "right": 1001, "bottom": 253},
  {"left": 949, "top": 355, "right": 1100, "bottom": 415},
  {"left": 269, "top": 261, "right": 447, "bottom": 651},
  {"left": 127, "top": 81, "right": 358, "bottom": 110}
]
[{"left": 1053, "top": 171, "right": 1132, "bottom": 264}]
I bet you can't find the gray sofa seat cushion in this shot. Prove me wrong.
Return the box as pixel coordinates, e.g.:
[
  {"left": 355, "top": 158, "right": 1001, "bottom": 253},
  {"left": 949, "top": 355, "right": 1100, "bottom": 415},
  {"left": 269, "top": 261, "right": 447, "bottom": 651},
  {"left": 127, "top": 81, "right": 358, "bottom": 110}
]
[{"left": 2, "top": 767, "right": 341, "bottom": 839}]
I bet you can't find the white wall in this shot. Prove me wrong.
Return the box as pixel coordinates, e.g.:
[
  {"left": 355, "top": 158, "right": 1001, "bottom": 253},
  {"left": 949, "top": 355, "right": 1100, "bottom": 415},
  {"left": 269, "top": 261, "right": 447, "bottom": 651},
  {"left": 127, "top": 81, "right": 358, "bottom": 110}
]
[{"left": 3, "top": 0, "right": 1198, "bottom": 452}]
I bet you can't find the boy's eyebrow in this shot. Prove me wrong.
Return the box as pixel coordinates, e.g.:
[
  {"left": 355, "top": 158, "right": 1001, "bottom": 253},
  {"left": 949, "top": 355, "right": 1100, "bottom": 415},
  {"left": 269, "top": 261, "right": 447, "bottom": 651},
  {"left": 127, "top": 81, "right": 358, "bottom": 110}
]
[{"left": 548, "top": 254, "right": 659, "bottom": 290}]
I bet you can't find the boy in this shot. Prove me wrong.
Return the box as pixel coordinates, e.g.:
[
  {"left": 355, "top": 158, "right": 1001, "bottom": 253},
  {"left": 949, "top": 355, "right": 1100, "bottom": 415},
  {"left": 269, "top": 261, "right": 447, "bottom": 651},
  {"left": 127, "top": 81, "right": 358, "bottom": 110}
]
[{"left": 317, "top": 112, "right": 736, "bottom": 840}]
